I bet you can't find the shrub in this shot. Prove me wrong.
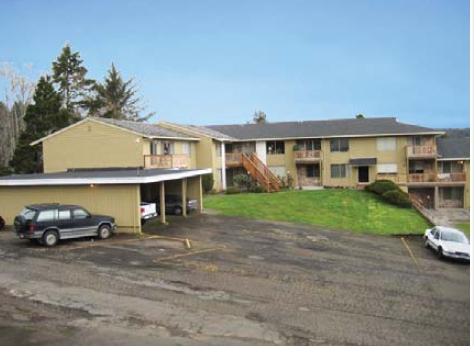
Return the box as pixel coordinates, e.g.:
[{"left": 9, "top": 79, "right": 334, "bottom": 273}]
[
  {"left": 0, "top": 165, "right": 12, "bottom": 177},
  {"left": 253, "top": 185, "right": 266, "bottom": 193},
  {"left": 233, "top": 173, "right": 252, "bottom": 191},
  {"left": 202, "top": 174, "right": 214, "bottom": 193},
  {"left": 225, "top": 187, "right": 241, "bottom": 195},
  {"left": 381, "top": 190, "right": 412, "bottom": 208},
  {"left": 365, "top": 180, "right": 401, "bottom": 195}
]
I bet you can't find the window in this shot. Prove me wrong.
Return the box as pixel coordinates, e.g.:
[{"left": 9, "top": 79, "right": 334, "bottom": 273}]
[
  {"left": 19, "top": 207, "right": 36, "bottom": 221},
  {"left": 266, "top": 141, "right": 285, "bottom": 155},
  {"left": 73, "top": 208, "right": 90, "bottom": 219},
  {"left": 296, "top": 139, "right": 321, "bottom": 151},
  {"left": 306, "top": 165, "right": 320, "bottom": 178},
  {"left": 37, "top": 210, "right": 58, "bottom": 222},
  {"left": 439, "top": 161, "right": 463, "bottom": 173},
  {"left": 162, "top": 142, "right": 174, "bottom": 155},
  {"left": 377, "top": 137, "right": 396, "bottom": 151},
  {"left": 330, "top": 164, "right": 348, "bottom": 178},
  {"left": 58, "top": 210, "right": 71, "bottom": 220},
  {"left": 408, "top": 136, "right": 422, "bottom": 146},
  {"left": 409, "top": 161, "right": 426, "bottom": 173},
  {"left": 442, "top": 187, "right": 463, "bottom": 200},
  {"left": 182, "top": 142, "right": 191, "bottom": 156},
  {"left": 377, "top": 163, "right": 398, "bottom": 173},
  {"left": 330, "top": 138, "right": 349, "bottom": 152}
]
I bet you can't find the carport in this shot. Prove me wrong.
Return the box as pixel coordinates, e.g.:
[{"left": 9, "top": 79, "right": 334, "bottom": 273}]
[{"left": 0, "top": 168, "right": 211, "bottom": 233}]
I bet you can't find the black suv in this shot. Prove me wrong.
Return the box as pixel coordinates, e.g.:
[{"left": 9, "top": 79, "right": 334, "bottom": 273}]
[{"left": 14, "top": 204, "right": 116, "bottom": 247}]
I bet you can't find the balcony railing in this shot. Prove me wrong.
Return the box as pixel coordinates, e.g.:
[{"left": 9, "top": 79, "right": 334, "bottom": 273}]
[
  {"left": 144, "top": 154, "right": 189, "bottom": 169},
  {"left": 225, "top": 153, "right": 244, "bottom": 167},
  {"left": 406, "top": 145, "right": 437, "bottom": 158},
  {"left": 294, "top": 150, "right": 321, "bottom": 162},
  {"left": 376, "top": 172, "right": 466, "bottom": 184}
]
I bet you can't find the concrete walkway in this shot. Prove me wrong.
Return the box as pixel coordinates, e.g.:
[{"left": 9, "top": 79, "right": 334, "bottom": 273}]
[{"left": 419, "top": 208, "right": 470, "bottom": 227}]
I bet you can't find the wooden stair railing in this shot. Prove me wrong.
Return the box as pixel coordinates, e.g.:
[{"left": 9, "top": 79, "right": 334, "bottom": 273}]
[
  {"left": 250, "top": 153, "right": 280, "bottom": 192},
  {"left": 241, "top": 153, "right": 280, "bottom": 193},
  {"left": 408, "top": 193, "right": 424, "bottom": 210}
]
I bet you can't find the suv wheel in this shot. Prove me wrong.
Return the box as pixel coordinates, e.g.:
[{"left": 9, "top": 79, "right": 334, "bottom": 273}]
[
  {"left": 98, "top": 225, "right": 112, "bottom": 239},
  {"left": 174, "top": 207, "right": 183, "bottom": 216},
  {"left": 43, "top": 230, "right": 59, "bottom": 247}
]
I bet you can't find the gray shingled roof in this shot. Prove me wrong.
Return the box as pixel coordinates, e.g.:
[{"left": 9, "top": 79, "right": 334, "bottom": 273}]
[
  {"left": 163, "top": 123, "right": 236, "bottom": 141},
  {"left": 94, "top": 117, "right": 198, "bottom": 139},
  {"left": 206, "top": 117, "right": 443, "bottom": 140},
  {"left": 436, "top": 137, "right": 470, "bottom": 159}
]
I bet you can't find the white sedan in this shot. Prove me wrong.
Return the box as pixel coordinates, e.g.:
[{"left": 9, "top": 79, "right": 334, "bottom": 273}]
[{"left": 424, "top": 226, "right": 470, "bottom": 261}]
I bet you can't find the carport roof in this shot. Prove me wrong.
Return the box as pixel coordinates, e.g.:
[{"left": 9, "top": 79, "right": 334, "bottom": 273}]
[{"left": 0, "top": 168, "right": 212, "bottom": 186}]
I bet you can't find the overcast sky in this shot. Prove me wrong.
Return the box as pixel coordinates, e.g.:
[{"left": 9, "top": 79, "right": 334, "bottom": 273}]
[{"left": 1, "top": 0, "right": 470, "bottom": 127}]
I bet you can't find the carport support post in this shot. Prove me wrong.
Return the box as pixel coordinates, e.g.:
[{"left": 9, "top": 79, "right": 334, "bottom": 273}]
[
  {"left": 181, "top": 178, "right": 187, "bottom": 217},
  {"left": 221, "top": 141, "right": 227, "bottom": 190},
  {"left": 434, "top": 186, "right": 439, "bottom": 210},
  {"left": 159, "top": 181, "right": 166, "bottom": 224}
]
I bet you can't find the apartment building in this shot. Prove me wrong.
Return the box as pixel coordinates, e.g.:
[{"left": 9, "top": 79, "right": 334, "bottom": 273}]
[
  {"left": 0, "top": 116, "right": 468, "bottom": 230},
  {"left": 0, "top": 117, "right": 211, "bottom": 231},
  {"left": 161, "top": 117, "right": 470, "bottom": 210}
]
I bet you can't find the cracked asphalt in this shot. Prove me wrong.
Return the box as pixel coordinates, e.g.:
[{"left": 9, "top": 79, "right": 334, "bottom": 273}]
[{"left": 0, "top": 213, "right": 469, "bottom": 345}]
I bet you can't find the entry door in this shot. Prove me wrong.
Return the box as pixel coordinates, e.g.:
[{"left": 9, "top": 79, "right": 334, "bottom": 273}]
[{"left": 358, "top": 166, "right": 369, "bottom": 183}]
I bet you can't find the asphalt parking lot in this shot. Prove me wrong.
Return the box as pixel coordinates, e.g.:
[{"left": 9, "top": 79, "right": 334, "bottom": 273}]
[{"left": 0, "top": 214, "right": 470, "bottom": 346}]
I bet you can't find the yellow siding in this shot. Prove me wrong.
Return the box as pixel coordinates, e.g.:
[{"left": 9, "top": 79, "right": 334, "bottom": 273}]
[
  {"left": 321, "top": 138, "right": 351, "bottom": 187},
  {"left": 0, "top": 185, "right": 140, "bottom": 233},
  {"left": 157, "top": 123, "right": 218, "bottom": 187},
  {"left": 43, "top": 120, "right": 143, "bottom": 172}
]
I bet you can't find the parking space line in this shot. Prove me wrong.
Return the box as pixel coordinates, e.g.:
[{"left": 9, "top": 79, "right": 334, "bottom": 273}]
[
  {"left": 153, "top": 246, "right": 227, "bottom": 263},
  {"left": 141, "top": 234, "right": 193, "bottom": 249},
  {"left": 400, "top": 237, "right": 422, "bottom": 272},
  {"left": 58, "top": 235, "right": 163, "bottom": 251}
]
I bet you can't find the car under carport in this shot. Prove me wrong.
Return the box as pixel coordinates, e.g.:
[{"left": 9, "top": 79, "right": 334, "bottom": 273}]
[{"left": 0, "top": 167, "right": 211, "bottom": 233}]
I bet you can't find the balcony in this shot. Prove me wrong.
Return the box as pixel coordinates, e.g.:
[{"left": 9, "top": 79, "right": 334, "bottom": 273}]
[
  {"left": 406, "top": 145, "right": 437, "bottom": 159},
  {"left": 294, "top": 150, "right": 321, "bottom": 163},
  {"left": 144, "top": 154, "right": 189, "bottom": 169},
  {"left": 225, "top": 153, "right": 244, "bottom": 167},
  {"left": 376, "top": 172, "right": 466, "bottom": 185}
]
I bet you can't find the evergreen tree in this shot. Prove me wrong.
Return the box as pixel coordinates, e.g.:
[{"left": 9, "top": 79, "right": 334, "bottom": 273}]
[
  {"left": 10, "top": 76, "right": 64, "bottom": 174},
  {"left": 86, "top": 63, "right": 154, "bottom": 122},
  {"left": 52, "top": 42, "right": 94, "bottom": 117},
  {"left": 252, "top": 110, "right": 267, "bottom": 124}
]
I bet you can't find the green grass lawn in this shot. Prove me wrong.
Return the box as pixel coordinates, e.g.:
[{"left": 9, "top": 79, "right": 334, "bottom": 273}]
[
  {"left": 454, "top": 222, "right": 470, "bottom": 237},
  {"left": 204, "top": 190, "right": 432, "bottom": 235}
]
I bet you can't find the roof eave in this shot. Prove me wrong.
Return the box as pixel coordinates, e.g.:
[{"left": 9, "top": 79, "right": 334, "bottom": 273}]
[
  {"left": 223, "top": 131, "right": 446, "bottom": 142},
  {"left": 0, "top": 168, "right": 213, "bottom": 187}
]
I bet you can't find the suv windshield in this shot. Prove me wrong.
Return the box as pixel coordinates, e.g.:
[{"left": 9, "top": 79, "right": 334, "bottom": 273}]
[
  {"left": 441, "top": 231, "right": 468, "bottom": 244},
  {"left": 19, "top": 208, "right": 36, "bottom": 221}
]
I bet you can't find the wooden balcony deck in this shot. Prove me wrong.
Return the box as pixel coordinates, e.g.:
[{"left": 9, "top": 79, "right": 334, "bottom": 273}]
[
  {"left": 294, "top": 150, "right": 321, "bottom": 163},
  {"left": 377, "top": 172, "right": 466, "bottom": 185},
  {"left": 144, "top": 154, "right": 189, "bottom": 169},
  {"left": 406, "top": 145, "right": 437, "bottom": 159},
  {"left": 225, "top": 153, "right": 244, "bottom": 167}
]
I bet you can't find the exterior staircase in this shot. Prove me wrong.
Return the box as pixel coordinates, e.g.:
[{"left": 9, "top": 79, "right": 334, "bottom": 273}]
[{"left": 241, "top": 153, "right": 280, "bottom": 193}]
